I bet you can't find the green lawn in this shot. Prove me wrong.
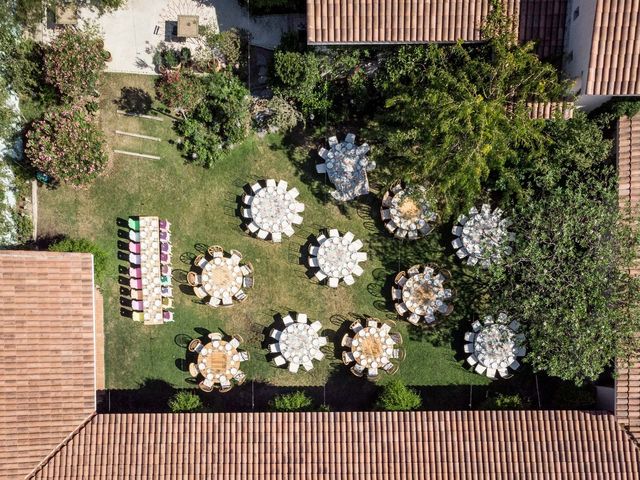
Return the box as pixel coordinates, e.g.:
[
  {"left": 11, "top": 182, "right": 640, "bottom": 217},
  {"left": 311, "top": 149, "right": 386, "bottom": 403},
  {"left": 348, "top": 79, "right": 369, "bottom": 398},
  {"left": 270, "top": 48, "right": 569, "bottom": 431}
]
[{"left": 38, "top": 73, "right": 490, "bottom": 395}]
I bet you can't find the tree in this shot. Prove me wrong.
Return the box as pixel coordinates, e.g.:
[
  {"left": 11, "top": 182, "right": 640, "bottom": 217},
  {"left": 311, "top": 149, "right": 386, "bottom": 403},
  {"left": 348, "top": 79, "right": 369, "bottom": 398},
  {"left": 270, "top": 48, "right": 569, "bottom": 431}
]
[
  {"left": 49, "top": 237, "right": 109, "bottom": 285},
  {"left": 271, "top": 50, "right": 330, "bottom": 116},
  {"left": 176, "top": 118, "right": 223, "bottom": 168},
  {"left": 44, "top": 27, "right": 106, "bottom": 99},
  {"left": 488, "top": 172, "right": 640, "bottom": 384},
  {"left": 369, "top": 1, "right": 567, "bottom": 216},
  {"left": 377, "top": 379, "right": 422, "bottom": 411},
  {"left": 167, "top": 390, "right": 203, "bottom": 413},
  {"left": 270, "top": 391, "right": 313, "bottom": 412},
  {"left": 25, "top": 104, "right": 108, "bottom": 186}
]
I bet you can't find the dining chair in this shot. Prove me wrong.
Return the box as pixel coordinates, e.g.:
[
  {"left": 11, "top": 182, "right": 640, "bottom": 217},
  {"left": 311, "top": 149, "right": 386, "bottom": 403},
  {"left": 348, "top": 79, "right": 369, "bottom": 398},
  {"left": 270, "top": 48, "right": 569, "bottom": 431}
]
[
  {"left": 229, "top": 338, "right": 240, "bottom": 349},
  {"left": 269, "top": 329, "right": 282, "bottom": 341},
  {"left": 159, "top": 219, "right": 171, "bottom": 231},
  {"left": 128, "top": 217, "right": 140, "bottom": 231},
  {"left": 239, "top": 351, "right": 250, "bottom": 361},
  {"left": 328, "top": 228, "right": 339, "bottom": 238},
  {"left": 314, "top": 270, "right": 327, "bottom": 282},
  {"left": 273, "top": 355, "right": 286, "bottom": 367},
  {"left": 316, "top": 163, "right": 327, "bottom": 173},
  {"left": 128, "top": 242, "right": 141, "bottom": 254},
  {"left": 391, "top": 288, "right": 402, "bottom": 300},
  {"left": 241, "top": 208, "right": 251, "bottom": 219},
  {"left": 474, "top": 364, "right": 487, "bottom": 375},
  {"left": 350, "top": 365, "right": 364, "bottom": 377},
  {"left": 269, "top": 344, "right": 280, "bottom": 354},
  {"left": 240, "top": 262, "right": 254, "bottom": 276},
  {"left": 342, "top": 351, "right": 355, "bottom": 365},
  {"left": 208, "top": 332, "right": 222, "bottom": 341},
  {"left": 288, "top": 362, "right": 299, "bottom": 373},
  {"left": 188, "top": 363, "right": 199, "bottom": 377},
  {"left": 131, "top": 299, "right": 144, "bottom": 311},
  {"left": 350, "top": 321, "right": 362, "bottom": 333},
  {"left": 199, "top": 381, "right": 214, "bottom": 393},
  {"left": 310, "top": 320, "right": 322, "bottom": 332},
  {"left": 352, "top": 265, "right": 364, "bottom": 276},
  {"left": 187, "top": 271, "right": 200, "bottom": 286},
  {"left": 355, "top": 252, "right": 368, "bottom": 262},
  {"left": 130, "top": 278, "right": 143, "bottom": 289},
  {"left": 193, "top": 286, "right": 207, "bottom": 299},
  {"left": 230, "top": 249, "right": 243, "bottom": 260},
  {"left": 257, "top": 229, "right": 269, "bottom": 240},
  {"left": 344, "top": 275, "right": 355, "bottom": 286},
  {"left": 250, "top": 182, "right": 261, "bottom": 193},
  {"left": 242, "top": 277, "right": 254, "bottom": 289},
  {"left": 233, "top": 334, "right": 244, "bottom": 344},
  {"left": 247, "top": 222, "right": 259, "bottom": 234},
  {"left": 271, "top": 232, "right": 282, "bottom": 243},
  {"left": 463, "top": 344, "right": 474, "bottom": 354},
  {"left": 288, "top": 187, "right": 300, "bottom": 199},
  {"left": 302, "top": 361, "right": 314, "bottom": 372},
  {"left": 276, "top": 179, "right": 288, "bottom": 191},
  {"left": 242, "top": 193, "right": 253, "bottom": 205},
  {"left": 466, "top": 355, "right": 478, "bottom": 366},
  {"left": 367, "top": 319, "right": 378, "bottom": 328},
  {"left": 162, "top": 297, "right": 174, "bottom": 309},
  {"left": 294, "top": 203, "right": 305, "bottom": 213},
  {"left": 208, "top": 297, "right": 220, "bottom": 307},
  {"left": 163, "top": 311, "right": 174, "bottom": 322},
  {"left": 296, "top": 313, "right": 308, "bottom": 323},
  {"left": 282, "top": 314, "right": 294, "bottom": 326},
  {"left": 328, "top": 277, "right": 339, "bottom": 288},
  {"left": 350, "top": 240, "right": 364, "bottom": 251},
  {"left": 308, "top": 257, "right": 319, "bottom": 268},
  {"left": 129, "top": 267, "right": 142, "bottom": 278},
  {"left": 132, "top": 311, "right": 144, "bottom": 322},
  {"left": 464, "top": 332, "right": 475, "bottom": 342},
  {"left": 394, "top": 302, "right": 408, "bottom": 316},
  {"left": 188, "top": 339, "right": 202, "bottom": 352},
  {"left": 381, "top": 209, "right": 391, "bottom": 221},
  {"left": 130, "top": 289, "right": 143, "bottom": 301}
]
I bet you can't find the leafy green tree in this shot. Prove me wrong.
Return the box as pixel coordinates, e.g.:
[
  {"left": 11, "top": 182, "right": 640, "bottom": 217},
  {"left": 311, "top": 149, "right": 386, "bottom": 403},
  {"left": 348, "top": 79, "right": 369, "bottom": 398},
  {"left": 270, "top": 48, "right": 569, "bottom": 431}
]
[
  {"left": 369, "top": 2, "right": 567, "bottom": 216},
  {"left": 377, "top": 379, "right": 422, "bottom": 411},
  {"left": 168, "top": 390, "right": 203, "bottom": 413},
  {"left": 488, "top": 171, "right": 640, "bottom": 384},
  {"left": 270, "top": 390, "right": 313, "bottom": 412},
  {"left": 271, "top": 50, "right": 330, "bottom": 116},
  {"left": 176, "top": 118, "right": 223, "bottom": 168},
  {"left": 49, "top": 237, "right": 109, "bottom": 285},
  {"left": 44, "top": 27, "right": 106, "bottom": 99}
]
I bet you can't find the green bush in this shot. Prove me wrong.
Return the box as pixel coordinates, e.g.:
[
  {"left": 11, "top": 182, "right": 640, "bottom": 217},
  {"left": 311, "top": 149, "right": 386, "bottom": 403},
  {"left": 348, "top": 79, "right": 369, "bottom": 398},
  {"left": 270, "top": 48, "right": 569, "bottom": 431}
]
[
  {"left": 168, "top": 390, "right": 203, "bottom": 413},
  {"left": 49, "top": 237, "right": 108, "bottom": 285},
  {"left": 481, "top": 393, "right": 527, "bottom": 410},
  {"left": 44, "top": 27, "right": 105, "bottom": 99},
  {"left": 176, "top": 118, "right": 223, "bottom": 168},
  {"left": 377, "top": 380, "right": 422, "bottom": 411},
  {"left": 25, "top": 104, "right": 108, "bottom": 186},
  {"left": 271, "top": 391, "right": 313, "bottom": 412},
  {"left": 271, "top": 50, "right": 330, "bottom": 116},
  {"left": 205, "top": 28, "right": 248, "bottom": 70}
]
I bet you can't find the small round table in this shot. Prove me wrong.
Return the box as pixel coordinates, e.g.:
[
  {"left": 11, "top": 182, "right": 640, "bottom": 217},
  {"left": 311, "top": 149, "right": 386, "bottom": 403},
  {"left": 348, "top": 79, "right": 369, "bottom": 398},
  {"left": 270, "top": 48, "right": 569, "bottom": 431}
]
[
  {"left": 317, "top": 236, "right": 360, "bottom": 279},
  {"left": 201, "top": 257, "right": 244, "bottom": 300},
  {"left": 197, "top": 340, "right": 241, "bottom": 385}
]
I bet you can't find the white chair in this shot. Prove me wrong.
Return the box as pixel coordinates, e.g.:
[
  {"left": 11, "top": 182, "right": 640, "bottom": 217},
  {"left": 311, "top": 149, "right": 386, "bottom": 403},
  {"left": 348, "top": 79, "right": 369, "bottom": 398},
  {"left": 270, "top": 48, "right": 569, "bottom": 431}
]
[
  {"left": 242, "top": 193, "right": 253, "bottom": 205},
  {"left": 328, "top": 277, "right": 339, "bottom": 288},
  {"left": 129, "top": 254, "right": 141, "bottom": 265},
  {"left": 247, "top": 222, "right": 259, "bottom": 234},
  {"left": 355, "top": 252, "right": 368, "bottom": 262},
  {"left": 241, "top": 208, "right": 252, "bottom": 218},
  {"left": 475, "top": 364, "right": 487, "bottom": 375},
  {"left": 250, "top": 182, "right": 261, "bottom": 193},
  {"left": 344, "top": 274, "right": 355, "bottom": 285},
  {"left": 345, "top": 133, "right": 356, "bottom": 144},
  {"left": 239, "top": 351, "right": 249, "bottom": 362},
  {"left": 291, "top": 214, "right": 303, "bottom": 225},
  {"left": 308, "top": 257, "right": 319, "bottom": 268},
  {"left": 273, "top": 355, "right": 286, "bottom": 367},
  {"left": 302, "top": 361, "right": 314, "bottom": 372},
  {"left": 309, "top": 245, "right": 319, "bottom": 256},
  {"left": 283, "top": 224, "right": 295, "bottom": 237},
  {"left": 329, "top": 228, "right": 339, "bottom": 238},
  {"left": 486, "top": 368, "right": 497, "bottom": 379},
  {"left": 471, "top": 321, "right": 482, "bottom": 332},
  {"left": 271, "top": 232, "right": 282, "bottom": 243},
  {"left": 314, "top": 270, "right": 327, "bottom": 281},
  {"left": 341, "top": 334, "right": 352, "bottom": 347},
  {"left": 391, "top": 288, "right": 402, "bottom": 300},
  {"left": 288, "top": 362, "right": 299, "bottom": 373},
  {"left": 316, "top": 163, "right": 327, "bottom": 173},
  {"left": 380, "top": 323, "right": 391, "bottom": 335},
  {"left": 208, "top": 332, "right": 222, "bottom": 341},
  {"left": 452, "top": 238, "right": 463, "bottom": 249},
  {"left": 313, "top": 350, "right": 324, "bottom": 361},
  {"left": 352, "top": 265, "right": 364, "bottom": 276},
  {"left": 257, "top": 229, "right": 269, "bottom": 240},
  {"left": 367, "top": 319, "right": 378, "bottom": 328},
  {"left": 466, "top": 355, "right": 478, "bottom": 366},
  {"left": 221, "top": 296, "right": 233, "bottom": 306},
  {"left": 318, "top": 337, "right": 327, "bottom": 347},
  {"left": 129, "top": 230, "right": 141, "bottom": 242},
  {"left": 516, "top": 346, "right": 526, "bottom": 357},
  {"left": 463, "top": 343, "right": 474, "bottom": 353},
  {"left": 464, "top": 332, "right": 475, "bottom": 342},
  {"left": 194, "top": 286, "right": 208, "bottom": 299},
  {"left": 229, "top": 338, "right": 240, "bottom": 348},
  {"left": 457, "top": 214, "right": 468, "bottom": 225},
  {"left": 350, "top": 239, "right": 364, "bottom": 251},
  {"left": 455, "top": 248, "right": 468, "bottom": 259},
  {"left": 328, "top": 135, "right": 338, "bottom": 146},
  {"left": 297, "top": 313, "right": 308, "bottom": 323},
  {"left": 310, "top": 320, "right": 322, "bottom": 332},
  {"left": 197, "top": 257, "right": 208, "bottom": 269},
  {"left": 509, "top": 320, "right": 520, "bottom": 331},
  {"left": 452, "top": 225, "right": 463, "bottom": 236},
  {"left": 269, "top": 329, "right": 282, "bottom": 340},
  {"left": 342, "top": 351, "right": 355, "bottom": 364},
  {"left": 407, "top": 314, "right": 420, "bottom": 325},
  {"left": 269, "top": 343, "right": 280, "bottom": 353},
  {"left": 294, "top": 203, "right": 305, "bottom": 213},
  {"left": 208, "top": 297, "right": 220, "bottom": 307},
  {"left": 289, "top": 187, "right": 300, "bottom": 199},
  {"left": 282, "top": 314, "right": 294, "bottom": 326},
  {"left": 395, "top": 303, "right": 408, "bottom": 316},
  {"left": 266, "top": 178, "right": 277, "bottom": 188},
  {"left": 277, "top": 179, "right": 288, "bottom": 191},
  {"left": 381, "top": 209, "right": 391, "bottom": 220},
  {"left": 509, "top": 360, "right": 521, "bottom": 370},
  {"left": 343, "top": 231, "right": 355, "bottom": 242}
]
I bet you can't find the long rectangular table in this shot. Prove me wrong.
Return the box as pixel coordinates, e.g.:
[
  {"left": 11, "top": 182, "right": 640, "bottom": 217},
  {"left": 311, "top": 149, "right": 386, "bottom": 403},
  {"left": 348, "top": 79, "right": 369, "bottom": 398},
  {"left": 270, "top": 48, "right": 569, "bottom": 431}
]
[{"left": 138, "top": 216, "right": 163, "bottom": 325}]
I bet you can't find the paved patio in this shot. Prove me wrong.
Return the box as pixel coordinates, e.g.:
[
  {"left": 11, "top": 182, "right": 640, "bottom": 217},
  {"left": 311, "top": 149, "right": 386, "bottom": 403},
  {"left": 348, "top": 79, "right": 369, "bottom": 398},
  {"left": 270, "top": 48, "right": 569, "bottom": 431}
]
[{"left": 77, "top": 0, "right": 305, "bottom": 74}]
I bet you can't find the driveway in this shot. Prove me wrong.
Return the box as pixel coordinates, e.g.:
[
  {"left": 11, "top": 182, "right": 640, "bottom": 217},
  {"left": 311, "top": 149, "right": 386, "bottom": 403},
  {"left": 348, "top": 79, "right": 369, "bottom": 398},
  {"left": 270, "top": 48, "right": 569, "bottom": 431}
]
[{"left": 78, "top": 0, "right": 305, "bottom": 74}]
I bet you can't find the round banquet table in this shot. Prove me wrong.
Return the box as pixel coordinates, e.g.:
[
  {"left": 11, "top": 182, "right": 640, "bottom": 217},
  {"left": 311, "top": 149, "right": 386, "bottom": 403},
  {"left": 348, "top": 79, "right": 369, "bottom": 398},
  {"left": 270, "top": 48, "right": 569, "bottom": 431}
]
[
  {"left": 278, "top": 323, "right": 322, "bottom": 364},
  {"left": 473, "top": 323, "right": 517, "bottom": 369},
  {"left": 201, "top": 257, "right": 244, "bottom": 299},
  {"left": 350, "top": 326, "right": 395, "bottom": 370},
  {"left": 317, "top": 236, "right": 359, "bottom": 279},
  {"left": 401, "top": 272, "right": 444, "bottom": 316},
  {"left": 388, "top": 189, "right": 433, "bottom": 231},
  {"left": 249, "top": 184, "right": 299, "bottom": 234},
  {"left": 460, "top": 207, "right": 509, "bottom": 260},
  {"left": 197, "top": 340, "right": 241, "bottom": 384}
]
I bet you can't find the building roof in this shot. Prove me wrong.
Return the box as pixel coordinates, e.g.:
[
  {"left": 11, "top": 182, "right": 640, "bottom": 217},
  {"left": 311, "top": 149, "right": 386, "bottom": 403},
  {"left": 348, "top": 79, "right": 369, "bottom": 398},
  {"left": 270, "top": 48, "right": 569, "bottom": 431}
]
[
  {"left": 526, "top": 101, "right": 575, "bottom": 119},
  {"left": 177, "top": 15, "right": 199, "bottom": 38},
  {"left": 0, "top": 251, "right": 96, "bottom": 480},
  {"left": 586, "top": 0, "right": 640, "bottom": 95},
  {"left": 27, "top": 410, "right": 640, "bottom": 479},
  {"left": 306, "top": 0, "right": 565, "bottom": 57},
  {"left": 616, "top": 114, "right": 640, "bottom": 442}
]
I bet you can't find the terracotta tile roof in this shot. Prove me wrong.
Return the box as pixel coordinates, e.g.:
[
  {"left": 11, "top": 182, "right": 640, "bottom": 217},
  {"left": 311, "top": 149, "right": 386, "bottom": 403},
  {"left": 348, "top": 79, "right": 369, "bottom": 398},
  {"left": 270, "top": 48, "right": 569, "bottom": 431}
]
[
  {"left": 0, "top": 251, "right": 96, "bottom": 480},
  {"left": 28, "top": 411, "right": 640, "bottom": 479},
  {"left": 306, "top": 0, "right": 565, "bottom": 57},
  {"left": 306, "top": 0, "right": 519, "bottom": 44},
  {"left": 517, "top": 0, "right": 567, "bottom": 58},
  {"left": 587, "top": 0, "right": 640, "bottom": 95},
  {"left": 526, "top": 101, "right": 575, "bottom": 119},
  {"left": 616, "top": 114, "right": 640, "bottom": 443}
]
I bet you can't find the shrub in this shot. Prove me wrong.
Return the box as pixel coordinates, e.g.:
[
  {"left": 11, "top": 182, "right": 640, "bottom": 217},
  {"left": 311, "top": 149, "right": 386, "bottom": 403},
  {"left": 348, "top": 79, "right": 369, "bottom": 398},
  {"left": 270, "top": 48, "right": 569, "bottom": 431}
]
[
  {"left": 271, "top": 50, "right": 330, "bottom": 116},
  {"left": 271, "top": 391, "right": 313, "bottom": 412},
  {"left": 205, "top": 28, "right": 248, "bottom": 70},
  {"left": 155, "top": 71, "right": 205, "bottom": 114},
  {"left": 168, "top": 390, "right": 203, "bottom": 413},
  {"left": 25, "top": 104, "right": 108, "bottom": 186},
  {"left": 194, "top": 72, "right": 251, "bottom": 145},
  {"left": 481, "top": 393, "right": 527, "bottom": 410},
  {"left": 251, "top": 95, "right": 302, "bottom": 133},
  {"left": 377, "top": 380, "right": 422, "bottom": 411},
  {"left": 44, "top": 28, "right": 106, "bottom": 99},
  {"left": 176, "top": 118, "right": 223, "bottom": 168},
  {"left": 49, "top": 237, "right": 109, "bottom": 285}
]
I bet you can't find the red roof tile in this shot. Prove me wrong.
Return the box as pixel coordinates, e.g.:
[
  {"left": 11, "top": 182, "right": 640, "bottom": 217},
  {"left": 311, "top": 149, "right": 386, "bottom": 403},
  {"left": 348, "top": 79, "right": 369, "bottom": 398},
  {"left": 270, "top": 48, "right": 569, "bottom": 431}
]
[
  {"left": 306, "top": 0, "right": 565, "bottom": 57},
  {"left": 587, "top": 0, "right": 640, "bottom": 95},
  {"left": 0, "top": 251, "right": 96, "bottom": 480},
  {"left": 28, "top": 411, "right": 640, "bottom": 479}
]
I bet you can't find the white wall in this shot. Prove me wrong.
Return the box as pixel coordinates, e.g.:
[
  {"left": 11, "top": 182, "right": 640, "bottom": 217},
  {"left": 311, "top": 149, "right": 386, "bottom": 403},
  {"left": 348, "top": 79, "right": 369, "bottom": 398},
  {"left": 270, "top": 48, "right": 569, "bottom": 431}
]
[
  {"left": 563, "top": 0, "right": 598, "bottom": 96},
  {"left": 575, "top": 94, "right": 612, "bottom": 111}
]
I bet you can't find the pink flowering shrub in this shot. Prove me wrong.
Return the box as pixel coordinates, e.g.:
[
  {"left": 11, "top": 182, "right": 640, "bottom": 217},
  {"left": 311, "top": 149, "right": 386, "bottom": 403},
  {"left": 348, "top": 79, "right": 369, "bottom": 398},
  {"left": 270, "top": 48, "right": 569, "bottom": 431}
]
[
  {"left": 25, "top": 104, "right": 108, "bottom": 186},
  {"left": 44, "top": 29, "right": 106, "bottom": 99}
]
